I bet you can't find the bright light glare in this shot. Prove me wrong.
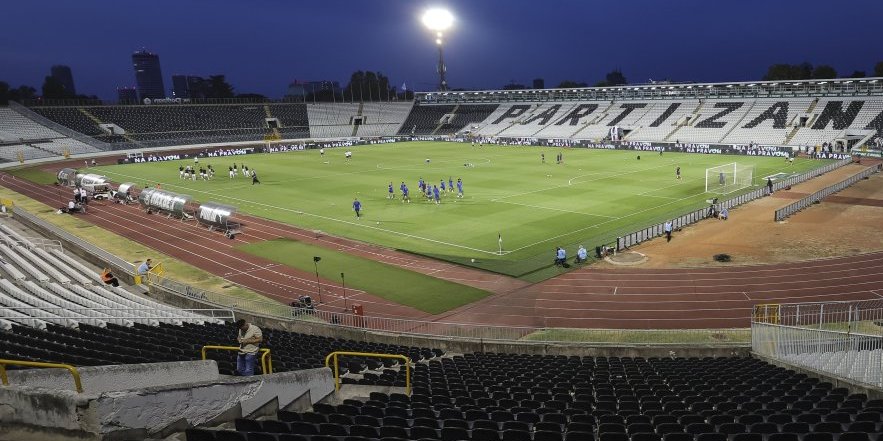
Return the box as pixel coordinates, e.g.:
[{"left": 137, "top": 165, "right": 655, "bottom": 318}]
[{"left": 422, "top": 8, "right": 453, "bottom": 31}]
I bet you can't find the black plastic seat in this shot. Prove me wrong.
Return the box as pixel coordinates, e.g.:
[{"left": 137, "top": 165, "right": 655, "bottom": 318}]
[
  {"left": 534, "top": 431, "right": 564, "bottom": 441},
  {"left": 471, "top": 429, "right": 500, "bottom": 441},
  {"left": 695, "top": 434, "right": 725, "bottom": 441},
  {"left": 731, "top": 434, "right": 762, "bottom": 441},
  {"left": 215, "top": 431, "right": 248, "bottom": 441},
  {"left": 185, "top": 428, "right": 217, "bottom": 441},
  {"left": 748, "top": 422, "right": 777, "bottom": 434},
  {"left": 349, "top": 425, "right": 380, "bottom": 439},
  {"left": 440, "top": 427, "right": 468, "bottom": 441},
  {"left": 766, "top": 434, "right": 798, "bottom": 441},
  {"left": 838, "top": 433, "right": 871, "bottom": 441},
  {"left": 597, "top": 433, "right": 629, "bottom": 441},
  {"left": 409, "top": 427, "right": 439, "bottom": 440}
]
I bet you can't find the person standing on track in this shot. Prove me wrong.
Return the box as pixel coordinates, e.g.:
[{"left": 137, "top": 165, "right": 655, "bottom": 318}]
[{"left": 664, "top": 220, "right": 673, "bottom": 242}]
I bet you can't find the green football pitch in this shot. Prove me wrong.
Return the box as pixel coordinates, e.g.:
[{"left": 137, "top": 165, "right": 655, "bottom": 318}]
[{"left": 92, "top": 142, "right": 831, "bottom": 282}]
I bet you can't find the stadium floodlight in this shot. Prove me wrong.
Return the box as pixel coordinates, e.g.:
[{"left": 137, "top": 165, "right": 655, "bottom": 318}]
[{"left": 422, "top": 8, "right": 454, "bottom": 91}]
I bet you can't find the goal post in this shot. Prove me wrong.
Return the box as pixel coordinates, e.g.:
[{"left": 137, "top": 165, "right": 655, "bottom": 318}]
[{"left": 705, "top": 162, "right": 754, "bottom": 194}]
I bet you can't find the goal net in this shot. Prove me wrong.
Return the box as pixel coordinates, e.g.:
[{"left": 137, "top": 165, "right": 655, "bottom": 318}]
[{"left": 705, "top": 162, "right": 754, "bottom": 194}]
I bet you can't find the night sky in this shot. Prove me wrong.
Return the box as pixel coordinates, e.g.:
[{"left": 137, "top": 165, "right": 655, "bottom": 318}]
[{"left": 2, "top": 0, "right": 882, "bottom": 100}]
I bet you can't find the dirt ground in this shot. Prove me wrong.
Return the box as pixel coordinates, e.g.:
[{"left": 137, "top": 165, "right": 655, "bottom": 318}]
[{"left": 605, "top": 162, "right": 883, "bottom": 268}]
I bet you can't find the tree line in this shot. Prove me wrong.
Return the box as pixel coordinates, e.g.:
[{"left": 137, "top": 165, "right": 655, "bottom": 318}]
[{"left": 2, "top": 61, "right": 882, "bottom": 104}]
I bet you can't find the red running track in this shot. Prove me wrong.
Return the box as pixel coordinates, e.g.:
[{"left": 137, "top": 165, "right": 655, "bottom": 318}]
[{"left": 3, "top": 172, "right": 882, "bottom": 329}]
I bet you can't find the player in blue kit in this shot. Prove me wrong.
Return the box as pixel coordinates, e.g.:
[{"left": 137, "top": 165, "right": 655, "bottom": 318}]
[
  {"left": 432, "top": 185, "right": 441, "bottom": 205},
  {"left": 448, "top": 177, "right": 454, "bottom": 193},
  {"left": 401, "top": 183, "right": 410, "bottom": 203},
  {"left": 387, "top": 182, "right": 394, "bottom": 199},
  {"left": 353, "top": 198, "right": 362, "bottom": 218},
  {"left": 456, "top": 178, "right": 463, "bottom": 198},
  {"left": 440, "top": 179, "right": 446, "bottom": 194}
]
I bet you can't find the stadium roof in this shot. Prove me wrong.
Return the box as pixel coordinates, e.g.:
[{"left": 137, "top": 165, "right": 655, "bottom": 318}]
[{"left": 417, "top": 77, "right": 883, "bottom": 103}]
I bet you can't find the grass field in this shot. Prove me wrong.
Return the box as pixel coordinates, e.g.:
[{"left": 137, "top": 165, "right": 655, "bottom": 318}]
[
  {"left": 237, "top": 238, "right": 490, "bottom": 314},
  {"left": 90, "top": 142, "right": 832, "bottom": 281}
]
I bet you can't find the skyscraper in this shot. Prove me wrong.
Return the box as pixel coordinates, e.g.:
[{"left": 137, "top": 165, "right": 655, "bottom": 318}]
[
  {"left": 132, "top": 49, "right": 165, "bottom": 100},
  {"left": 50, "top": 65, "right": 76, "bottom": 96}
]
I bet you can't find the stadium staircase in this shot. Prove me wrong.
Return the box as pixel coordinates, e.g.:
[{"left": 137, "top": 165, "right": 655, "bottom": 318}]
[
  {"left": 431, "top": 104, "right": 459, "bottom": 135},
  {"left": 352, "top": 103, "right": 364, "bottom": 137},
  {"left": 664, "top": 101, "right": 703, "bottom": 142},
  {"left": 784, "top": 98, "right": 820, "bottom": 145}
]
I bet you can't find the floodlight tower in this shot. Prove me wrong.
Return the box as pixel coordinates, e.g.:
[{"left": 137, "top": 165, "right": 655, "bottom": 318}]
[{"left": 422, "top": 8, "right": 454, "bottom": 91}]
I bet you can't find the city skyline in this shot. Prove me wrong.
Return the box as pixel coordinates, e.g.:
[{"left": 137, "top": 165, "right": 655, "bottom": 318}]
[{"left": 2, "top": 0, "right": 883, "bottom": 101}]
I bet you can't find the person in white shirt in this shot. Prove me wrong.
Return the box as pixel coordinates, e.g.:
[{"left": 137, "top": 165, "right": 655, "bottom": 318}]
[
  {"left": 137, "top": 259, "right": 152, "bottom": 275},
  {"left": 235, "top": 319, "right": 263, "bottom": 376},
  {"left": 576, "top": 245, "right": 588, "bottom": 263}
]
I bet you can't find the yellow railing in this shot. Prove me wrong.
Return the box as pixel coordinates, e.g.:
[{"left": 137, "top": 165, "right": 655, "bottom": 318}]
[
  {"left": 0, "top": 359, "right": 83, "bottom": 393},
  {"left": 201, "top": 345, "right": 273, "bottom": 374},
  {"left": 324, "top": 351, "right": 411, "bottom": 395}
]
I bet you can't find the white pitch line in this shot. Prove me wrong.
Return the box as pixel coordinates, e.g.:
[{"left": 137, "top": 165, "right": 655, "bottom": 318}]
[
  {"left": 506, "top": 188, "right": 710, "bottom": 253},
  {"left": 493, "top": 200, "right": 618, "bottom": 219},
  {"left": 100, "top": 169, "right": 503, "bottom": 255}
]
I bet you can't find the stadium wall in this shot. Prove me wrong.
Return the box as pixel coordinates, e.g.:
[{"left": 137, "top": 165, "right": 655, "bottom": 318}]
[{"left": 0, "top": 364, "right": 334, "bottom": 441}]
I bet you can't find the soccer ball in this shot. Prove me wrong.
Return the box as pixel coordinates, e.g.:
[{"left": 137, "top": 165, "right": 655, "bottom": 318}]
[
  {"left": 470, "top": 258, "right": 475, "bottom": 263},
  {"left": 376, "top": 222, "right": 380, "bottom": 224},
  {"left": 425, "top": 158, "right": 431, "bottom": 163}
]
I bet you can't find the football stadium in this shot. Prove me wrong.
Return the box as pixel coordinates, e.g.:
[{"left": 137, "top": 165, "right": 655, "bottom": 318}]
[{"left": 1, "top": 2, "right": 883, "bottom": 440}]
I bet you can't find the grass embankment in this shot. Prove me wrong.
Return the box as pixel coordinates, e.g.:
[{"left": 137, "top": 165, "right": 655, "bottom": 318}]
[
  {"left": 237, "top": 238, "right": 491, "bottom": 314},
  {"left": 0, "top": 185, "right": 279, "bottom": 308}
]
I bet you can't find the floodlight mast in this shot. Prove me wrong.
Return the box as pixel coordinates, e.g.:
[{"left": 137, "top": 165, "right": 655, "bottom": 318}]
[{"left": 422, "top": 9, "right": 453, "bottom": 91}]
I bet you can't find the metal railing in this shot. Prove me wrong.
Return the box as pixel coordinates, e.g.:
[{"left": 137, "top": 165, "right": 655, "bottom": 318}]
[
  {"left": 325, "top": 351, "right": 411, "bottom": 394},
  {"left": 0, "top": 358, "right": 83, "bottom": 392},
  {"left": 752, "top": 300, "right": 883, "bottom": 388},
  {"left": 201, "top": 346, "right": 272, "bottom": 374},
  {"left": 617, "top": 158, "right": 854, "bottom": 250},
  {"left": 774, "top": 163, "right": 882, "bottom": 221}
]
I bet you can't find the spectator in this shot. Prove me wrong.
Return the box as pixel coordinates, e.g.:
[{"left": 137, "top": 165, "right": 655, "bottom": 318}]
[
  {"left": 664, "top": 221, "right": 673, "bottom": 242},
  {"left": 100, "top": 267, "right": 120, "bottom": 287},
  {"left": 719, "top": 207, "right": 729, "bottom": 220},
  {"left": 235, "top": 319, "right": 263, "bottom": 376},
  {"left": 767, "top": 178, "right": 773, "bottom": 195},
  {"left": 137, "top": 259, "right": 152, "bottom": 275},
  {"left": 576, "top": 245, "right": 588, "bottom": 263}
]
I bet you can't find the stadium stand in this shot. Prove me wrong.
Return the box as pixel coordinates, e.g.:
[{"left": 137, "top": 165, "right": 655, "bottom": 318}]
[
  {"left": 0, "top": 221, "right": 443, "bottom": 378},
  {"left": 28, "top": 104, "right": 312, "bottom": 146},
  {"left": 190, "top": 354, "right": 883, "bottom": 441},
  {"left": 0, "top": 107, "right": 100, "bottom": 161},
  {"left": 306, "top": 103, "right": 361, "bottom": 139},
  {"left": 398, "top": 104, "right": 457, "bottom": 135}
]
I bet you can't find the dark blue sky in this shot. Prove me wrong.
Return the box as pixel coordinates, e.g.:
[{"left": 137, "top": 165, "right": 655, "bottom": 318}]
[{"left": 2, "top": 0, "right": 882, "bottom": 100}]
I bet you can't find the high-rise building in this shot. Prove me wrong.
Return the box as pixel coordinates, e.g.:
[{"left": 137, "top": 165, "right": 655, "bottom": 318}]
[
  {"left": 533, "top": 78, "right": 545, "bottom": 90},
  {"left": 50, "top": 65, "right": 76, "bottom": 96},
  {"left": 172, "top": 75, "right": 208, "bottom": 99},
  {"left": 132, "top": 49, "right": 165, "bottom": 100},
  {"left": 117, "top": 87, "right": 138, "bottom": 103}
]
